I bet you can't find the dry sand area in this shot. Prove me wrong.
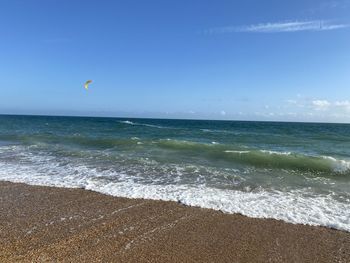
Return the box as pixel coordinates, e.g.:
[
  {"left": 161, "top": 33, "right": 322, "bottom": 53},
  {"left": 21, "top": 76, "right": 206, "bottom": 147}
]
[{"left": 0, "top": 181, "right": 349, "bottom": 262}]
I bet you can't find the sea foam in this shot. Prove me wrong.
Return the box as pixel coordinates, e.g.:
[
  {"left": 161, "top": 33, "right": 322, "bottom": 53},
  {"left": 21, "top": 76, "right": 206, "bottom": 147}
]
[
  {"left": 0, "top": 150, "right": 349, "bottom": 232},
  {"left": 118, "top": 120, "right": 167, "bottom": 129}
]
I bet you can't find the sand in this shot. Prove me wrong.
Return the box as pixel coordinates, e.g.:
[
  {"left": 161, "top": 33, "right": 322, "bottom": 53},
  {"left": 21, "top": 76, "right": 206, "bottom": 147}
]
[{"left": 0, "top": 181, "right": 349, "bottom": 262}]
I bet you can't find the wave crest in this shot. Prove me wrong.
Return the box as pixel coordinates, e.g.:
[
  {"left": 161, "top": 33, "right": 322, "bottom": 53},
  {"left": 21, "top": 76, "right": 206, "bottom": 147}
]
[
  {"left": 158, "top": 139, "right": 350, "bottom": 174},
  {"left": 118, "top": 120, "right": 166, "bottom": 129}
]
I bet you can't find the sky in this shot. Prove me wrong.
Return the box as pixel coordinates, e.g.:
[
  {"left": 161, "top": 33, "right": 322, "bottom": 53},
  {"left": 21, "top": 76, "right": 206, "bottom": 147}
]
[{"left": 0, "top": 0, "right": 349, "bottom": 122}]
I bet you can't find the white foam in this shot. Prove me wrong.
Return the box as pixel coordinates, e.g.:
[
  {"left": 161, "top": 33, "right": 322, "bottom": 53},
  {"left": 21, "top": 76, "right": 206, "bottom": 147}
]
[
  {"left": 0, "top": 155, "right": 349, "bottom": 232},
  {"left": 224, "top": 150, "right": 250, "bottom": 154},
  {"left": 142, "top": 123, "right": 166, "bottom": 129},
  {"left": 260, "top": 150, "right": 292, "bottom": 155},
  {"left": 200, "top": 129, "right": 240, "bottom": 135},
  {"left": 119, "top": 120, "right": 166, "bottom": 129},
  {"left": 322, "top": 156, "right": 350, "bottom": 173},
  {"left": 89, "top": 182, "right": 350, "bottom": 232},
  {"left": 119, "top": 120, "right": 135, "bottom": 125}
]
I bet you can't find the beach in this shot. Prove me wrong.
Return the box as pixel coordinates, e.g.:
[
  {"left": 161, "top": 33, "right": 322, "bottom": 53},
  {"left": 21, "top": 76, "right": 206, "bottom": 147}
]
[
  {"left": 1, "top": 181, "right": 349, "bottom": 262},
  {"left": 2, "top": 0, "right": 350, "bottom": 261},
  {"left": 1, "top": 116, "right": 350, "bottom": 262}
]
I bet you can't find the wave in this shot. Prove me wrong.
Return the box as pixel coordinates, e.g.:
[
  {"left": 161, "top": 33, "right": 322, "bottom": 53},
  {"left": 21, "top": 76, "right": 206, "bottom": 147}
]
[
  {"left": 0, "top": 134, "right": 142, "bottom": 150},
  {"left": 0, "top": 159, "right": 349, "bottom": 232},
  {"left": 2, "top": 134, "right": 350, "bottom": 175},
  {"left": 119, "top": 120, "right": 134, "bottom": 125},
  {"left": 157, "top": 139, "right": 350, "bottom": 174},
  {"left": 224, "top": 150, "right": 350, "bottom": 174},
  {"left": 224, "top": 150, "right": 250, "bottom": 154},
  {"left": 200, "top": 128, "right": 240, "bottom": 135},
  {"left": 0, "top": 141, "right": 349, "bottom": 232},
  {"left": 118, "top": 120, "right": 167, "bottom": 129},
  {"left": 260, "top": 150, "right": 291, "bottom": 155}
]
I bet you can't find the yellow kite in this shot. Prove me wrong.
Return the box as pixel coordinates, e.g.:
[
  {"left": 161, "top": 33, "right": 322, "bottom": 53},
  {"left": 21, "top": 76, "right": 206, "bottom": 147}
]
[{"left": 84, "top": 80, "right": 92, "bottom": 90}]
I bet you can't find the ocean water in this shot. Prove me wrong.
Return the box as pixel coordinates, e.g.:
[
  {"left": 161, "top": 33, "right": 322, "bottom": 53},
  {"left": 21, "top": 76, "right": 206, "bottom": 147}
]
[{"left": 0, "top": 115, "right": 349, "bottom": 231}]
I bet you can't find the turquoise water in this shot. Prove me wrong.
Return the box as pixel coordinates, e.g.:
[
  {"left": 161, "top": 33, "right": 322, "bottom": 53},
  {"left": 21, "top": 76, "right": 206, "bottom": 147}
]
[{"left": 0, "top": 115, "right": 349, "bottom": 231}]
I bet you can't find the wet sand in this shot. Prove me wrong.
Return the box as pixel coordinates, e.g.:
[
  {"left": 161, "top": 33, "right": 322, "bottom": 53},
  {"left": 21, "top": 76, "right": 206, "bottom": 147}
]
[{"left": 0, "top": 181, "right": 349, "bottom": 262}]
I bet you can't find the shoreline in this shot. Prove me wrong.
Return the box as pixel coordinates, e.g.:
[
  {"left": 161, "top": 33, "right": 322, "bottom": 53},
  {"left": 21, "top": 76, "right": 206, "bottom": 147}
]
[{"left": 0, "top": 181, "right": 349, "bottom": 262}]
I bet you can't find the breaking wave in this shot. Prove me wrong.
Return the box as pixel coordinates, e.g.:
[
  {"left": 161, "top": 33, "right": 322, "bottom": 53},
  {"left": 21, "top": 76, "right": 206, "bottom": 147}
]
[{"left": 157, "top": 139, "right": 350, "bottom": 174}]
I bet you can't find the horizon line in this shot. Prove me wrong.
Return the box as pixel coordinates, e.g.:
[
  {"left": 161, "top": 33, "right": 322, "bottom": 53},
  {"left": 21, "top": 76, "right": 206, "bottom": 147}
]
[{"left": 1, "top": 113, "right": 349, "bottom": 125}]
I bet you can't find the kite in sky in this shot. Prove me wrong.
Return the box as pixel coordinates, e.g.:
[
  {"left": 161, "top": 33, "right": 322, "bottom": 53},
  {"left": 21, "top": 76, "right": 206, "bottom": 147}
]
[{"left": 84, "top": 80, "right": 92, "bottom": 90}]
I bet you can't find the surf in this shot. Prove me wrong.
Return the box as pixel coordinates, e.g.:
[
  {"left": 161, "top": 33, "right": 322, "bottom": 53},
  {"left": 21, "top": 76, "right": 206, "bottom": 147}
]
[{"left": 157, "top": 139, "right": 350, "bottom": 174}]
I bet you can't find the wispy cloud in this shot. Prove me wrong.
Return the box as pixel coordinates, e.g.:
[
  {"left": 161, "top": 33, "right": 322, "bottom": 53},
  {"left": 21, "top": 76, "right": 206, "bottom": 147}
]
[
  {"left": 312, "top": 100, "right": 331, "bottom": 111},
  {"left": 306, "top": 1, "right": 350, "bottom": 13},
  {"left": 206, "top": 20, "right": 349, "bottom": 34},
  {"left": 335, "top": 100, "right": 350, "bottom": 111}
]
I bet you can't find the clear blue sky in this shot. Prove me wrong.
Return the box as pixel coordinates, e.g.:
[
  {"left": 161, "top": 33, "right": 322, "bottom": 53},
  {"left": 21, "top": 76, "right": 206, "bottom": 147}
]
[{"left": 1, "top": 0, "right": 349, "bottom": 122}]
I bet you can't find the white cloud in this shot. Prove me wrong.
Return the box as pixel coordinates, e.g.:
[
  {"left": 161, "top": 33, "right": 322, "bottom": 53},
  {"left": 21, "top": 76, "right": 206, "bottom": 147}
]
[
  {"left": 286, "top": 97, "right": 306, "bottom": 108},
  {"left": 287, "top": 99, "right": 297, "bottom": 104},
  {"left": 206, "top": 20, "right": 349, "bottom": 34},
  {"left": 335, "top": 100, "right": 350, "bottom": 111},
  {"left": 226, "top": 97, "right": 350, "bottom": 122},
  {"left": 312, "top": 100, "right": 331, "bottom": 110},
  {"left": 220, "top": 110, "right": 226, "bottom": 116}
]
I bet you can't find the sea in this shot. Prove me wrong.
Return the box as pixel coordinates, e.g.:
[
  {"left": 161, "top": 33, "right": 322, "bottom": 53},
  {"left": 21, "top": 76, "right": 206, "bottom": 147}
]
[{"left": 0, "top": 115, "right": 349, "bottom": 231}]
